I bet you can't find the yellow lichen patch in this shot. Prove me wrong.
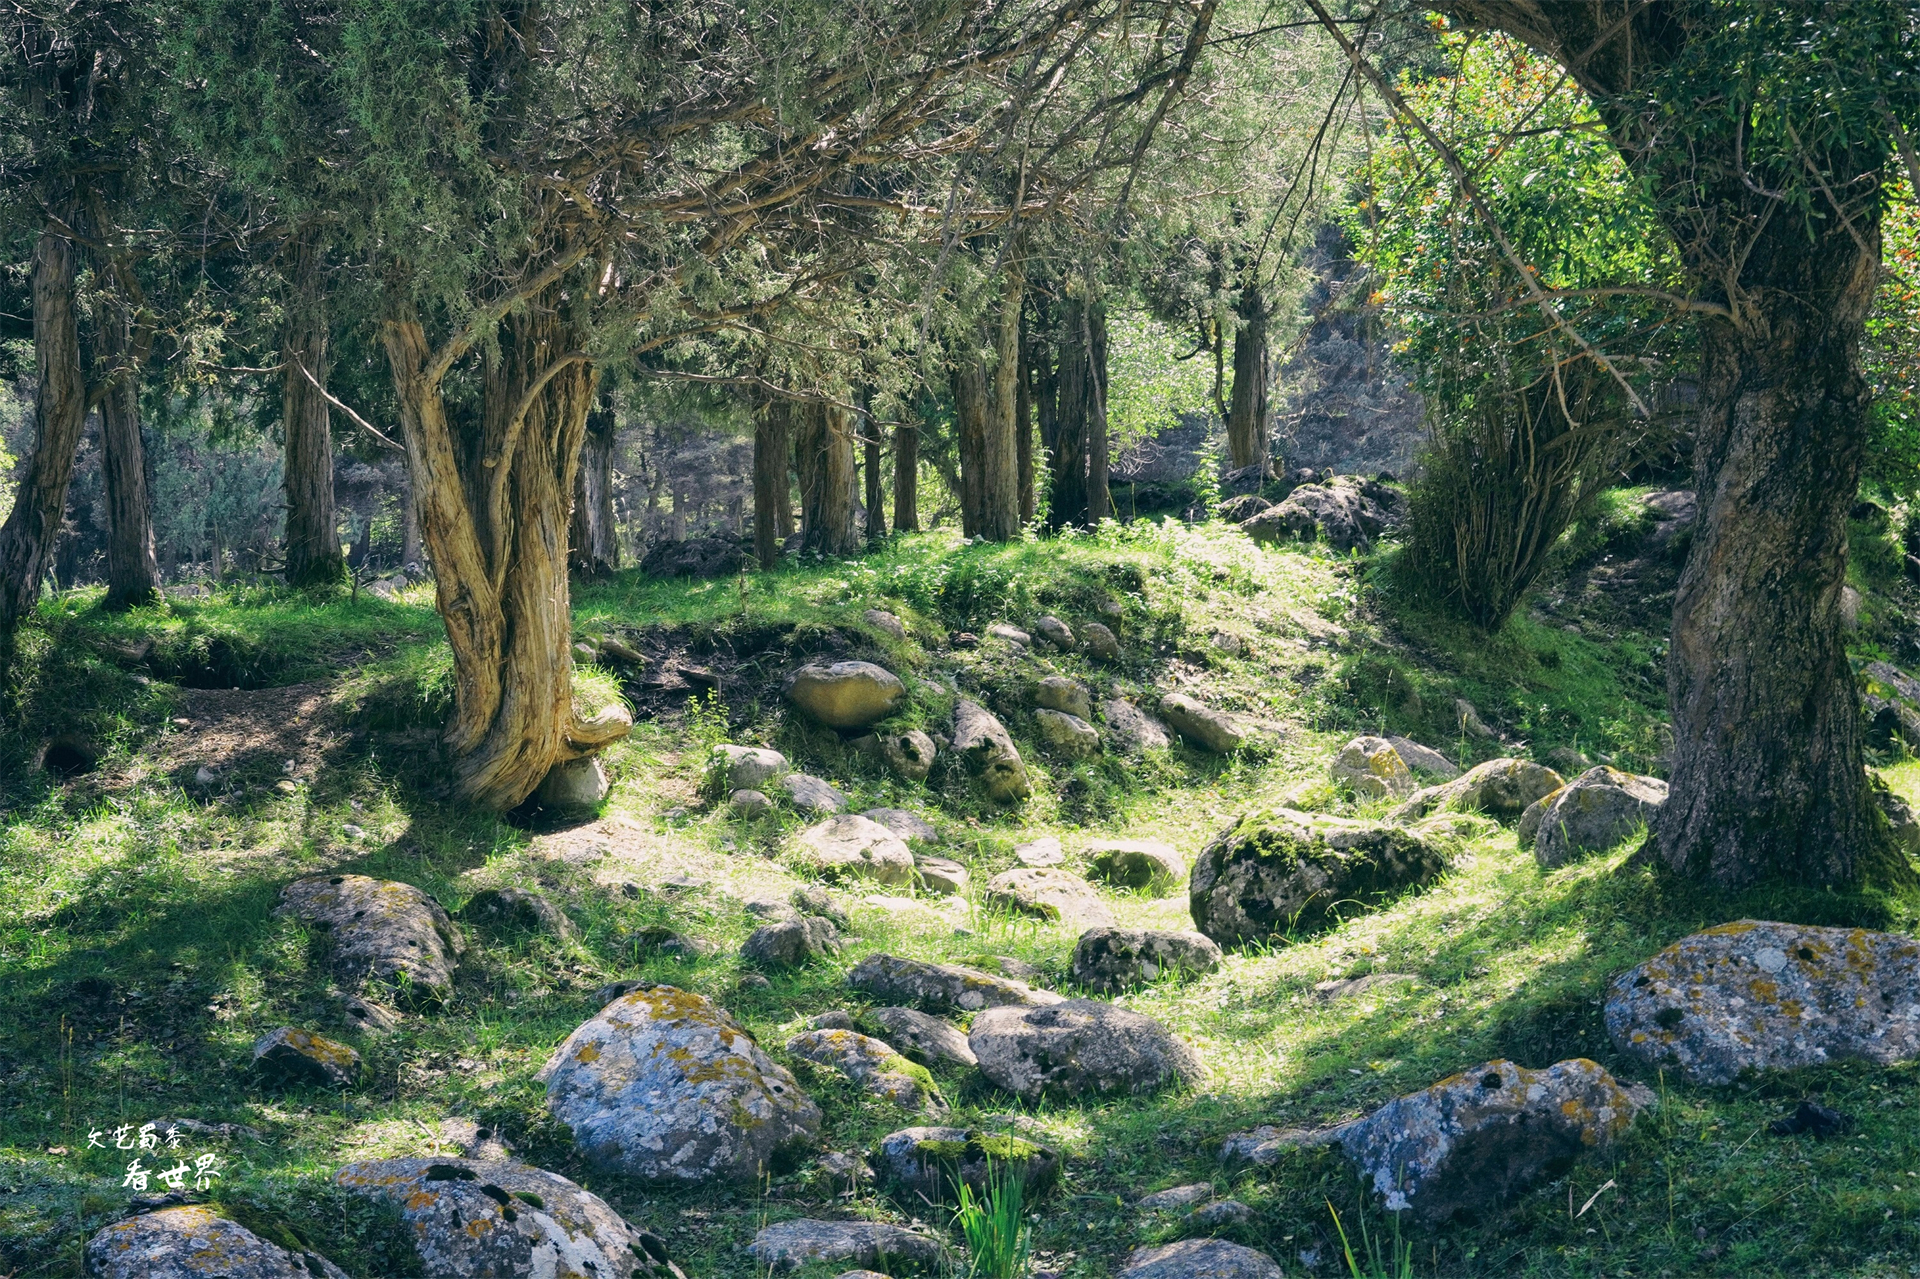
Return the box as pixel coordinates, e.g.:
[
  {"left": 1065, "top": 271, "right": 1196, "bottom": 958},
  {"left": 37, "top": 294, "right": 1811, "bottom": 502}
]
[
  {"left": 574, "top": 1042, "right": 602, "bottom": 1064},
  {"left": 406, "top": 1190, "right": 439, "bottom": 1211}
]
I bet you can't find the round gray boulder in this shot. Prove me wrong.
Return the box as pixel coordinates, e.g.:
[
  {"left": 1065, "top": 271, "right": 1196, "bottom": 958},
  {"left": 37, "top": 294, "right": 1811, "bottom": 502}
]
[
  {"left": 744, "top": 915, "right": 842, "bottom": 969},
  {"left": 795, "top": 814, "right": 915, "bottom": 885},
  {"left": 847, "top": 953, "right": 1062, "bottom": 1012},
  {"left": 1034, "top": 675, "right": 1092, "bottom": 719},
  {"left": 714, "top": 744, "right": 790, "bottom": 791},
  {"left": 858, "top": 1006, "right": 977, "bottom": 1067},
  {"left": 1158, "top": 694, "right": 1246, "bottom": 753},
  {"left": 783, "top": 772, "right": 851, "bottom": 815},
  {"left": 969, "top": 998, "right": 1202, "bottom": 1101},
  {"left": 1071, "top": 928, "right": 1222, "bottom": 992},
  {"left": 748, "top": 1220, "right": 941, "bottom": 1273},
  {"left": 1532, "top": 766, "right": 1667, "bottom": 868},
  {"left": 1118, "top": 1239, "right": 1284, "bottom": 1279},
  {"left": 984, "top": 867, "right": 1116, "bottom": 928},
  {"left": 1331, "top": 736, "right": 1417, "bottom": 800},
  {"left": 787, "top": 662, "right": 907, "bottom": 730},
  {"left": 952, "top": 700, "right": 1031, "bottom": 802},
  {"left": 85, "top": 1207, "right": 349, "bottom": 1279},
  {"left": 1391, "top": 758, "right": 1564, "bottom": 822},
  {"left": 1035, "top": 708, "right": 1100, "bottom": 758}
]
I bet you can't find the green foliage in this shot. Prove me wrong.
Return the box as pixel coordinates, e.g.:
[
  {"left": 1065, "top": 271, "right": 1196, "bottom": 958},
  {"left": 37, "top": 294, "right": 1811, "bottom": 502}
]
[
  {"left": 954, "top": 1160, "right": 1031, "bottom": 1279},
  {"left": 1328, "top": 1199, "right": 1414, "bottom": 1279},
  {"left": 1866, "top": 173, "right": 1920, "bottom": 497},
  {"left": 1103, "top": 310, "right": 1214, "bottom": 454}
]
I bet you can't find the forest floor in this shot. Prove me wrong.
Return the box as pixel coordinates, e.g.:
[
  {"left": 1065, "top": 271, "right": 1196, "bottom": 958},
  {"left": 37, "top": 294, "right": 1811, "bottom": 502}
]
[{"left": 7, "top": 499, "right": 1920, "bottom": 1277}]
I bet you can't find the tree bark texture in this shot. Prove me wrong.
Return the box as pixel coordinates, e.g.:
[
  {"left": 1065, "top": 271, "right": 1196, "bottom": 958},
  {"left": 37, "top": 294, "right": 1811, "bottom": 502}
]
[
  {"left": 863, "top": 406, "right": 887, "bottom": 542},
  {"left": 0, "top": 230, "right": 88, "bottom": 634},
  {"left": 1086, "top": 300, "right": 1110, "bottom": 524},
  {"left": 893, "top": 415, "right": 919, "bottom": 532},
  {"left": 1016, "top": 323, "right": 1035, "bottom": 525},
  {"left": 753, "top": 397, "right": 793, "bottom": 569},
  {"left": 570, "top": 397, "right": 618, "bottom": 576},
  {"left": 795, "top": 399, "right": 858, "bottom": 555},
  {"left": 952, "top": 274, "right": 1026, "bottom": 541},
  {"left": 1051, "top": 296, "right": 1109, "bottom": 527},
  {"left": 381, "top": 289, "right": 630, "bottom": 810},
  {"left": 95, "top": 287, "right": 160, "bottom": 609},
  {"left": 281, "top": 235, "right": 344, "bottom": 588},
  {"left": 1226, "top": 283, "right": 1271, "bottom": 474}
]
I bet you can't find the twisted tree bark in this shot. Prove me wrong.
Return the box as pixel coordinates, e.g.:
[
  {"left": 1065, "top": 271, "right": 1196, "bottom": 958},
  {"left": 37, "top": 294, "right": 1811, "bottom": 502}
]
[
  {"left": 753, "top": 397, "right": 793, "bottom": 568},
  {"left": 95, "top": 286, "right": 159, "bottom": 609},
  {"left": 1225, "top": 282, "right": 1271, "bottom": 474},
  {"left": 281, "top": 234, "right": 343, "bottom": 588},
  {"left": 570, "top": 396, "right": 618, "bottom": 576},
  {"left": 795, "top": 399, "right": 858, "bottom": 555}
]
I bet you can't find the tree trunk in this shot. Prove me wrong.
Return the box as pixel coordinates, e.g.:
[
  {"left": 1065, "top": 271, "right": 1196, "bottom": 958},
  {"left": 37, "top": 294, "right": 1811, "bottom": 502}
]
[
  {"left": 1226, "top": 282, "right": 1271, "bottom": 474},
  {"left": 570, "top": 396, "right": 618, "bottom": 575},
  {"left": 795, "top": 399, "right": 858, "bottom": 555},
  {"left": 953, "top": 273, "right": 1027, "bottom": 542},
  {"left": 951, "top": 357, "right": 989, "bottom": 537},
  {"left": 281, "top": 235, "right": 344, "bottom": 588},
  {"left": 753, "top": 397, "right": 792, "bottom": 569},
  {"left": 1050, "top": 297, "right": 1094, "bottom": 528},
  {"left": 893, "top": 414, "right": 919, "bottom": 533},
  {"left": 1084, "top": 300, "right": 1110, "bottom": 522},
  {"left": 863, "top": 402, "right": 887, "bottom": 542},
  {"left": 1016, "top": 321, "right": 1035, "bottom": 526},
  {"left": 95, "top": 288, "right": 159, "bottom": 609},
  {"left": 401, "top": 473, "right": 422, "bottom": 569},
  {"left": 381, "top": 289, "right": 630, "bottom": 810},
  {"left": 0, "top": 229, "right": 88, "bottom": 635}
]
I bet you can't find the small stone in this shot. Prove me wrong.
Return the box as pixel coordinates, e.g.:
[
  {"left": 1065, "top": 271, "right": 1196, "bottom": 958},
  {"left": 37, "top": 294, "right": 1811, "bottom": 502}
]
[
  {"left": 251, "top": 1027, "right": 361, "bottom": 1088},
  {"left": 912, "top": 854, "right": 970, "bottom": 896},
  {"left": 872, "top": 730, "right": 938, "bottom": 782},
  {"left": 1314, "top": 972, "right": 1418, "bottom": 1001},
  {"left": 784, "top": 773, "right": 851, "bottom": 815},
  {"left": 714, "top": 744, "right": 790, "bottom": 791},
  {"left": 814, "top": 1150, "right": 873, "bottom": 1189},
  {"left": 1390, "top": 757, "right": 1564, "bottom": 823},
  {"left": 193, "top": 764, "right": 220, "bottom": 787},
  {"left": 1081, "top": 621, "right": 1123, "bottom": 662},
  {"left": 1158, "top": 693, "right": 1246, "bottom": 753},
  {"left": 1136, "top": 1183, "right": 1214, "bottom": 1211},
  {"left": 458, "top": 886, "right": 573, "bottom": 937},
  {"left": 1454, "top": 698, "right": 1496, "bottom": 740},
  {"left": 952, "top": 700, "right": 1031, "bottom": 802},
  {"left": 737, "top": 973, "right": 773, "bottom": 992},
  {"left": 985, "top": 867, "right": 1116, "bottom": 928},
  {"left": 1102, "top": 699, "right": 1172, "bottom": 752},
  {"left": 1331, "top": 736, "right": 1417, "bottom": 800},
  {"left": 986, "top": 622, "right": 1032, "bottom": 646},
  {"left": 1034, "top": 676, "right": 1093, "bottom": 719},
  {"left": 732, "top": 788, "right": 775, "bottom": 818},
  {"left": 535, "top": 756, "right": 611, "bottom": 813},
  {"left": 747, "top": 1220, "right": 941, "bottom": 1273},
  {"left": 1218, "top": 1126, "right": 1328, "bottom": 1166},
  {"left": 1032, "top": 616, "right": 1075, "bottom": 648},
  {"left": 810, "top": 1010, "right": 856, "bottom": 1031},
  {"left": 1386, "top": 736, "right": 1459, "bottom": 779},
  {"left": 787, "top": 1028, "right": 945, "bottom": 1111},
  {"left": 341, "top": 996, "right": 400, "bottom": 1035},
  {"left": 1119, "top": 1239, "right": 1284, "bottom": 1279},
  {"left": 864, "top": 807, "right": 939, "bottom": 843},
  {"left": 85, "top": 1206, "right": 351, "bottom": 1279},
  {"left": 1186, "top": 1200, "right": 1252, "bottom": 1227},
  {"left": 970, "top": 998, "right": 1202, "bottom": 1101},
  {"left": 277, "top": 875, "right": 464, "bottom": 1007},
  {"left": 1034, "top": 708, "right": 1100, "bottom": 758},
  {"left": 847, "top": 953, "right": 1062, "bottom": 1012},
  {"left": 1532, "top": 766, "right": 1667, "bottom": 868},
  {"left": 786, "top": 661, "right": 908, "bottom": 730},
  {"left": 1071, "top": 928, "right": 1222, "bottom": 992},
  {"left": 1545, "top": 746, "right": 1592, "bottom": 775},
  {"left": 859, "top": 1007, "right": 977, "bottom": 1068},
  {"left": 340, "top": 823, "right": 367, "bottom": 840},
  {"left": 1014, "top": 836, "right": 1065, "bottom": 866},
  {"left": 274, "top": 779, "right": 298, "bottom": 796},
  {"left": 864, "top": 608, "right": 907, "bottom": 640},
  {"left": 795, "top": 814, "right": 916, "bottom": 885},
  {"left": 1085, "top": 839, "right": 1186, "bottom": 891},
  {"left": 615, "top": 927, "right": 716, "bottom": 960},
  {"left": 873, "top": 1125, "right": 1059, "bottom": 1203},
  {"left": 744, "top": 916, "right": 842, "bottom": 969}
]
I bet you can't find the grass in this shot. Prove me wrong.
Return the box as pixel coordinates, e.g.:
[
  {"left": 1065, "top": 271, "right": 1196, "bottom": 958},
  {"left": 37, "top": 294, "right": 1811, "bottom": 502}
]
[
  {"left": 3, "top": 518, "right": 1920, "bottom": 1276},
  {"left": 955, "top": 1160, "right": 1032, "bottom": 1278}
]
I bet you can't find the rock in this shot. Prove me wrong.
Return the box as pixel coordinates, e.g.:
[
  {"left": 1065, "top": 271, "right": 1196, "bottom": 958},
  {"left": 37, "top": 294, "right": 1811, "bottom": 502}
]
[
  {"left": 614, "top": 926, "right": 715, "bottom": 961},
  {"left": 1243, "top": 477, "right": 1392, "bottom": 552},
  {"left": 1315, "top": 972, "right": 1418, "bottom": 1001},
  {"left": 795, "top": 815, "right": 916, "bottom": 885},
  {"left": 192, "top": 764, "right": 221, "bottom": 788},
  {"left": 1385, "top": 735, "right": 1458, "bottom": 779},
  {"left": 1877, "top": 783, "right": 1920, "bottom": 853},
  {"left": 1187, "top": 1200, "right": 1252, "bottom": 1228},
  {"left": 598, "top": 634, "right": 645, "bottom": 666},
  {"left": 1336, "top": 1058, "right": 1642, "bottom": 1223},
  {"left": 784, "top": 773, "right": 852, "bottom": 815},
  {"left": 1135, "top": 1183, "right": 1214, "bottom": 1211},
  {"left": 1453, "top": 698, "right": 1496, "bottom": 740},
  {"left": 278, "top": 874, "right": 464, "bottom": 1008},
  {"left": 1103, "top": 699, "right": 1172, "bottom": 751},
  {"left": 1532, "top": 766, "right": 1667, "bottom": 869},
  {"left": 871, "top": 730, "right": 938, "bottom": 782},
  {"left": 715, "top": 744, "right": 790, "bottom": 791},
  {"left": 1086, "top": 839, "right": 1187, "bottom": 891},
  {"left": 1071, "top": 928, "right": 1222, "bottom": 992},
  {"left": 1189, "top": 808, "right": 1447, "bottom": 946},
  {"left": 1331, "top": 736, "right": 1417, "bottom": 800},
  {"left": 1159, "top": 693, "right": 1246, "bottom": 753},
  {"left": 1014, "top": 836, "right": 1064, "bottom": 866},
  {"left": 1081, "top": 621, "right": 1123, "bottom": 662},
  {"left": 732, "top": 788, "right": 775, "bottom": 818},
  {"left": 986, "top": 622, "right": 1032, "bottom": 646},
  {"left": 335, "top": 1156, "right": 669, "bottom": 1278},
  {"left": 1118, "top": 1239, "right": 1284, "bottom": 1279},
  {"left": 864, "top": 608, "right": 907, "bottom": 640},
  {"left": 814, "top": 1151, "right": 873, "bottom": 1190},
  {"left": 952, "top": 700, "right": 1031, "bottom": 802},
  {"left": 1771, "top": 1099, "right": 1854, "bottom": 1137},
  {"left": 341, "top": 995, "right": 400, "bottom": 1036},
  {"left": 1032, "top": 616, "right": 1075, "bottom": 648},
  {"left": 912, "top": 854, "right": 970, "bottom": 896},
  {"left": 458, "top": 886, "right": 574, "bottom": 938},
  {"left": 873, "top": 1125, "right": 1059, "bottom": 1203},
  {"left": 640, "top": 534, "right": 750, "bottom": 579},
  {"left": 1034, "top": 676, "right": 1093, "bottom": 719},
  {"left": 1218, "top": 1126, "right": 1326, "bottom": 1166},
  {"left": 792, "top": 885, "right": 852, "bottom": 927},
  {"left": 847, "top": 953, "right": 1062, "bottom": 1012},
  {"left": 539, "top": 984, "right": 820, "bottom": 1181},
  {"left": 535, "top": 756, "right": 610, "bottom": 812},
  {"left": 1390, "top": 758, "right": 1564, "bottom": 822},
  {"left": 84, "top": 1206, "right": 350, "bottom": 1279},
  {"left": 787, "top": 661, "right": 907, "bottom": 730},
  {"left": 746, "top": 1220, "right": 940, "bottom": 1273},
  {"left": 833, "top": 1272, "right": 889, "bottom": 1279},
  {"left": 1606, "top": 920, "right": 1920, "bottom": 1084},
  {"left": 1545, "top": 746, "right": 1592, "bottom": 775},
  {"left": 864, "top": 807, "right": 939, "bottom": 843},
  {"left": 984, "top": 867, "right": 1116, "bottom": 928},
  {"left": 251, "top": 1027, "right": 361, "bottom": 1088},
  {"left": 1034, "top": 708, "right": 1100, "bottom": 758},
  {"left": 744, "top": 916, "right": 843, "bottom": 969},
  {"left": 810, "top": 1010, "right": 857, "bottom": 1031},
  {"left": 858, "top": 1007, "right": 977, "bottom": 1068},
  {"left": 1216, "top": 493, "right": 1273, "bottom": 524},
  {"left": 1514, "top": 790, "right": 1559, "bottom": 847},
  {"left": 787, "top": 1029, "right": 944, "bottom": 1111},
  {"left": 737, "top": 973, "right": 773, "bottom": 993},
  {"left": 970, "top": 998, "right": 1202, "bottom": 1101}
]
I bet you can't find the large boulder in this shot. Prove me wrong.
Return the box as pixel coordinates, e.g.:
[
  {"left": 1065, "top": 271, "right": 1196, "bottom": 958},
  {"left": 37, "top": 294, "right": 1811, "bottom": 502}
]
[
  {"left": 969, "top": 999, "right": 1202, "bottom": 1101},
  {"left": 912, "top": 854, "right": 969, "bottom": 896},
  {"left": 952, "top": 700, "right": 1031, "bottom": 801},
  {"left": 1391, "top": 758, "right": 1565, "bottom": 822},
  {"left": 1331, "top": 736, "right": 1417, "bottom": 800},
  {"left": 847, "top": 953, "right": 1062, "bottom": 1012},
  {"left": 1387, "top": 736, "right": 1460, "bottom": 780},
  {"left": 787, "top": 1029, "right": 944, "bottom": 1111},
  {"left": 1532, "top": 767, "right": 1667, "bottom": 868},
  {"left": 1080, "top": 621, "right": 1124, "bottom": 662},
  {"left": 1071, "top": 928, "right": 1222, "bottom": 992},
  {"left": 744, "top": 916, "right": 842, "bottom": 969},
  {"left": 539, "top": 984, "right": 820, "bottom": 1181},
  {"left": 1086, "top": 839, "right": 1186, "bottom": 891},
  {"left": 1605, "top": 920, "right": 1920, "bottom": 1085},
  {"left": 863, "top": 808, "right": 936, "bottom": 847},
  {"left": 787, "top": 661, "right": 907, "bottom": 730},
  {"left": 794, "top": 815, "right": 915, "bottom": 885},
  {"left": 784, "top": 773, "right": 851, "bottom": 815},
  {"left": 858, "top": 1007, "right": 977, "bottom": 1068},
  {"left": 1034, "top": 676, "right": 1093, "bottom": 719},
  {"left": 873, "top": 1125, "right": 1059, "bottom": 1203},
  {"left": 1242, "top": 476, "right": 1396, "bottom": 552},
  {"left": 84, "top": 1206, "right": 350, "bottom": 1279},
  {"left": 1159, "top": 693, "right": 1246, "bottom": 753},
  {"left": 747, "top": 1220, "right": 941, "bottom": 1273},
  {"left": 536, "top": 756, "right": 611, "bottom": 812},
  {"left": 458, "top": 886, "right": 574, "bottom": 938},
  {"left": 334, "top": 1156, "right": 670, "bottom": 1278},
  {"left": 1118, "top": 1240, "right": 1284, "bottom": 1279},
  {"left": 1189, "top": 808, "right": 1447, "bottom": 946},
  {"left": 714, "top": 744, "right": 790, "bottom": 791},
  {"left": 641, "top": 535, "right": 749, "bottom": 579},
  {"left": 251, "top": 1027, "right": 361, "bottom": 1088},
  {"left": 984, "top": 867, "right": 1117, "bottom": 928},
  {"left": 277, "top": 874, "right": 464, "bottom": 1007},
  {"left": 1103, "top": 699, "right": 1172, "bottom": 751},
  {"left": 1336, "top": 1058, "right": 1643, "bottom": 1224},
  {"left": 1034, "top": 708, "right": 1101, "bottom": 758}
]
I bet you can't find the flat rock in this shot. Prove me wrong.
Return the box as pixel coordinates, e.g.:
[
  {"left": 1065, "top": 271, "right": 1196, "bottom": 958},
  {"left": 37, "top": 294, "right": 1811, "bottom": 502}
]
[
  {"left": 1219, "top": 1125, "right": 1328, "bottom": 1166},
  {"left": 335, "top": 1156, "right": 669, "bottom": 1278},
  {"left": 1118, "top": 1239, "right": 1284, "bottom": 1279},
  {"left": 1386, "top": 736, "right": 1459, "bottom": 779},
  {"left": 784, "top": 773, "right": 851, "bottom": 815},
  {"left": 1189, "top": 808, "right": 1447, "bottom": 945},
  {"left": 1315, "top": 972, "right": 1419, "bottom": 1001},
  {"left": 1135, "top": 1182, "right": 1214, "bottom": 1211},
  {"left": 1034, "top": 676, "right": 1093, "bottom": 719},
  {"left": 1532, "top": 766, "right": 1667, "bottom": 868},
  {"left": 1081, "top": 621, "right": 1123, "bottom": 662},
  {"left": 1159, "top": 693, "right": 1246, "bottom": 753},
  {"left": 787, "top": 1029, "right": 944, "bottom": 1111},
  {"left": 458, "top": 886, "right": 573, "bottom": 937},
  {"left": 795, "top": 814, "right": 915, "bottom": 884},
  {"left": 984, "top": 867, "right": 1116, "bottom": 928},
  {"left": 1013, "top": 836, "right": 1065, "bottom": 867},
  {"left": 873, "top": 1125, "right": 1059, "bottom": 1203},
  {"left": 1605, "top": 920, "right": 1920, "bottom": 1085},
  {"left": 787, "top": 661, "right": 907, "bottom": 730},
  {"left": 1103, "top": 699, "right": 1172, "bottom": 751},
  {"left": 863, "top": 807, "right": 939, "bottom": 843},
  {"left": 1391, "top": 758, "right": 1563, "bottom": 822},
  {"left": 1337, "top": 1057, "right": 1641, "bottom": 1223},
  {"left": 1331, "top": 735, "right": 1417, "bottom": 800},
  {"left": 744, "top": 915, "right": 842, "bottom": 969},
  {"left": 84, "top": 1206, "right": 350, "bottom": 1279},
  {"left": 277, "top": 874, "right": 464, "bottom": 1007},
  {"left": 537, "top": 756, "right": 611, "bottom": 812},
  {"left": 858, "top": 1007, "right": 977, "bottom": 1068},
  {"left": 1085, "top": 839, "right": 1186, "bottom": 891},
  {"left": 748, "top": 1220, "right": 941, "bottom": 1273},
  {"left": 1071, "top": 928, "right": 1222, "bottom": 993},
  {"left": 715, "top": 744, "right": 790, "bottom": 791},
  {"left": 847, "top": 953, "right": 1062, "bottom": 1012},
  {"left": 970, "top": 998, "right": 1202, "bottom": 1101},
  {"left": 251, "top": 1027, "right": 360, "bottom": 1088},
  {"left": 1187, "top": 1200, "right": 1252, "bottom": 1227},
  {"left": 1035, "top": 708, "right": 1100, "bottom": 757},
  {"left": 539, "top": 984, "right": 820, "bottom": 1181},
  {"left": 952, "top": 700, "right": 1031, "bottom": 802},
  {"left": 912, "top": 854, "right": 969, "bottom": 896},
  {"left": 986, "top": 622, "right": 1032, "bottom": 646}
]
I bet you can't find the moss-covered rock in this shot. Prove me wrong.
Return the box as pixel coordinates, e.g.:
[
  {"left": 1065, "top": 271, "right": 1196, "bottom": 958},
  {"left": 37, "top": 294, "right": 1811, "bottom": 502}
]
[{"left": 872, "top": 1125, "right": 1060, "bottom": 1202}]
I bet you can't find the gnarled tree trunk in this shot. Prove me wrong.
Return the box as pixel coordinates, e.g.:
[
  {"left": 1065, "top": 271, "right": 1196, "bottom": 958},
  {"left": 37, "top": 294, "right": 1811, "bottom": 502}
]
[
  {"left": 95, "top": 287, "right": 159, "bottom": 609},
  {"left": 570, "top": 396, "right": 618, "bottom": 576},
  {"left": 862, "top": 400, "right": 887, "bottom": 543},
  {"left": 753, "top": 396, "right": 792, "bottom": 569},
  {"left": 1226, "top": 282, "right": 1271, "bottom": 474},
  {"left": 281, "top": 234, "right": 344, "bottom": 588},
  {"left": 952, "top": 271, "right": 1026, "bottom": 542},
  {"left": 1051, "top": 295, "right": 1108, "bottom": 528},
  {"left": 893, "top": 414, "right": 919, "bottom": 533},
  {"left": 795, "top": 399, "right": 858, "bottom": 555},
  {"left": 1086, "top": 300, "right": 1110, "bottom": 524}
]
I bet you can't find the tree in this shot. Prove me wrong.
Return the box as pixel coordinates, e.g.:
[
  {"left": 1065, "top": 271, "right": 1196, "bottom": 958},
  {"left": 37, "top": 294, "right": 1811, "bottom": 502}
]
[
  {"left": 279, "top": 231, "right": 344, "bottom": 587},
  {"left": 795, "top": 398, "right": 859, "bottom": 555},
  {"left": 570, "top": 395, "right": 619, "bottom": 576}
]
